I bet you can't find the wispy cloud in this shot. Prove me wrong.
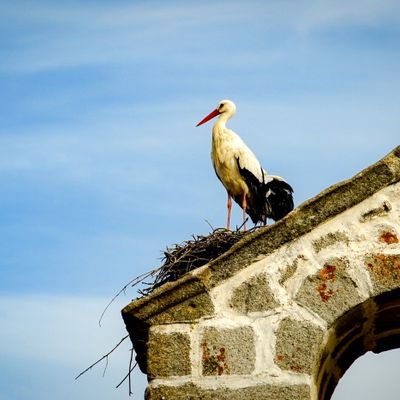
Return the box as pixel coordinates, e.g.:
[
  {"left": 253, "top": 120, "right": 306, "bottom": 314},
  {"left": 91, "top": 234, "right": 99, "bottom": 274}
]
[
  {"left": 2, "top": 1, "right": 399, "bottom": 73},
  {"left": 0, "top": 2, "right": 255, "bottom": 72},
  {"left": 1, "top": 3, "right": 399, "bottom": 399}
]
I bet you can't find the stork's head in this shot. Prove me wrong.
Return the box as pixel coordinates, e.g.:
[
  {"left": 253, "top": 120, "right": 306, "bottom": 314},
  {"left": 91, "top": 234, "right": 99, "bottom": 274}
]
[{"left": 196, "top": 99, "right": 236, "bottom": 127}]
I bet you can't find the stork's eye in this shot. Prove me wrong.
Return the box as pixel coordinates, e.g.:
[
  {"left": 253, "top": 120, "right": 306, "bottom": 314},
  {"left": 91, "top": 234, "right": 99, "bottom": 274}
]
[{"left": 219, "top": 103, "right": 224, "bottom": 110}]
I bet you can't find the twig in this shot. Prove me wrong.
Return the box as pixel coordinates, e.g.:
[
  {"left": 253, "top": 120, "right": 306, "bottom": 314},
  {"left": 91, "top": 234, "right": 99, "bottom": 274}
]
[
  {"left": 98, "top": 269, "right": 160, "bottom": 326},
  {"left": 75, "top": 335, "right": 129, "bottom": 380},
  {"left": 204, "top": 219, "right": 215, "bottom": 231},
  {"left": 102, "top": 354, "right": 109, "bottom": 377},
  {"left": 115, "top": 347, "right": 137, "bottom": 392},
  {"left": 237, "top": 217, "right": 249, "bottom": 231},
  {"left": 128, "top": 347, "right": 134, "bottom": 396}
]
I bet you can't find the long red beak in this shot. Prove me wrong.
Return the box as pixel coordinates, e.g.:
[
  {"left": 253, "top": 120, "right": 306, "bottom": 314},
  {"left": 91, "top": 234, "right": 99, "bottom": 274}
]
[{"left": 196, "top": 108, "right": 220, "bottom": 127}]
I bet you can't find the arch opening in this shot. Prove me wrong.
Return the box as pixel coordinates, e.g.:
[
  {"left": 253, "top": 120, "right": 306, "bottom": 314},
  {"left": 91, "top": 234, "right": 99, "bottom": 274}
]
[{"left": 331, "top": 348, "right": 400, "bottom": 399}]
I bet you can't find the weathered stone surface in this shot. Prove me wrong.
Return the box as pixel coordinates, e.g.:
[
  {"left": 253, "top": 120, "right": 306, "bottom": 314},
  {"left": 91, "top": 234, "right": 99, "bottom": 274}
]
[
  {"left": 280, "top": 254, "right": 307, "bottom": 285},
  {"left": 230, "top": 273, "right": 279, "bottom": 313},
  {"left": 374, "top": 305, "right": 400, "bottom": 335},
  {"left": 359, "top": 201, "right": 392, "bottom": 222},
  {"left": 312, "top": 231, "right": 350, "bottom": 253},
  {"left": 121, "top": 278, "right": 214, "bottom": 373},
  {"left": 275, "top": 318, "right": 325, "bottom": 374},
  {"left": 365, "top": 253, "right": 400, "bottom": 295},
  {"left": 201, "top": 326, "right": 255, "bottom": 375},
  {"left": 296, "top": 257, "right": 364, "bottom": 325},
  {"left": 146, "top": 382, "right": 312, "bottom": 400},
  {"left": 333, "top": 299, "right": 368, "bottom": 340},
  {"left": 147, "top": 331, "right": 191, "bottom": 378},
  {"left": 149, "top": 292, "right": 215, "bottom": 325}
]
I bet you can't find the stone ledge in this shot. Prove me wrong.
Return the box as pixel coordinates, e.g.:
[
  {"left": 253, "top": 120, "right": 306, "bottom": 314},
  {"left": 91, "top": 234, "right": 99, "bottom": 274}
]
[{"left": 145, "top": 382, "right": 312, "bottom": 400}]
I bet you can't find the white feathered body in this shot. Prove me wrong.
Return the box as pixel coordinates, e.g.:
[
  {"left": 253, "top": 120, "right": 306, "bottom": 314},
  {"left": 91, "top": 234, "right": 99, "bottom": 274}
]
[
  {"left": 197, "top": 99, "right": 294, "bottom": 226},
  {"left": 212, "top": 122, "right": 263, "bottom": 199}
]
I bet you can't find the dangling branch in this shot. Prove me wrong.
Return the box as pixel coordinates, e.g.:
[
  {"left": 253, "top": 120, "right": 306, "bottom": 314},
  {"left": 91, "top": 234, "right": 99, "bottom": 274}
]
[
  {"left": 128, "top": 347, "right": 135, "bottom": 396},
  {"left": 75, "top": 334, "right": 129, "bottom": 380},
  {"left": 115, "top": 347, "right": 137, "bottom": 395},
  {"left": 102, "top": 354, "right": 109, "bottom": 378}
]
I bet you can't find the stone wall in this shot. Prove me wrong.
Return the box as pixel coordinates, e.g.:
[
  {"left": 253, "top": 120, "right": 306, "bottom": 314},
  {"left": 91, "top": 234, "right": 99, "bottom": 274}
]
[{"left": 122, "top": 147, "right": 400, "bottom": 400}]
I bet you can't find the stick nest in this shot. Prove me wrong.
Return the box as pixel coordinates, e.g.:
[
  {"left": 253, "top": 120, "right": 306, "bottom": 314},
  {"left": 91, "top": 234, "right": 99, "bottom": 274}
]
[{"left": 139, "top": 227, "right": 255, "bottom": 296}]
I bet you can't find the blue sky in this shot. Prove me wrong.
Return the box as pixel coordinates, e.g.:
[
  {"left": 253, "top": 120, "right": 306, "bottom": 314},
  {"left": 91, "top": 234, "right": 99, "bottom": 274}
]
[{"left": 0, "top": 1, "right": 399, "bottom": 398}]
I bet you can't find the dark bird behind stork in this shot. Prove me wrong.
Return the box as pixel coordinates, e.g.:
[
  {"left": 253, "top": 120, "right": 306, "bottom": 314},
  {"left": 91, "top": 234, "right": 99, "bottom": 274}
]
[{"left": 196, "top": 99, "right": 294, "bottom": 231}]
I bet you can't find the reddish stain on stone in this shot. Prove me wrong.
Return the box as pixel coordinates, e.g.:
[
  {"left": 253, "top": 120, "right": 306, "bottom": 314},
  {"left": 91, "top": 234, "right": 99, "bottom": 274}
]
[
  {"left": 379, "top": 231, "right": 399, "bottom": 244},
  {"left": 320, "top": 264, "right": 336, "bottom": 281},
  {"left": 290, "top": 363, "right": 302, "bottom": 372},
  {"left": 216, "top": 347, "right": 229, "bottom": 375},
  {"left": 202, "top": 341, "right": 210, "bottom": 362},
  {"left": 317, "top": 264, "right": 336, "bottom": 302},
  {"left": 201, "top": 342, "right": 229, "bottom": 375},
  {"left": 318, "top": 283, "right": 334, "bottom": 302}
]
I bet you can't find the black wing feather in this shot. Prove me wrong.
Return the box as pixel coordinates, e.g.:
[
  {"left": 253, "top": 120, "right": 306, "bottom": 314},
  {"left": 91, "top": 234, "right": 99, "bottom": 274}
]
[{"left": 235, "top": 157, "right": 268, "bottom": 224}]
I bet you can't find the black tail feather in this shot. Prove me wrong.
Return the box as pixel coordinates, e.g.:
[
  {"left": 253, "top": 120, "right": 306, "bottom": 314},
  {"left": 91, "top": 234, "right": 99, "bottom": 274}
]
[
  {"left": 234, "top": 158, "right": 294, "bottom": 224},
  {"left": 264, "top": 177, "right": 294, "bottom": 221}
]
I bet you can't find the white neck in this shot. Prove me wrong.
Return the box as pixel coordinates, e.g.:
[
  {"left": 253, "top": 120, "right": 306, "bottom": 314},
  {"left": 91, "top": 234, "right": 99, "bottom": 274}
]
[{"left": 213, "top": 111, "right": 232, "bottom": 131}]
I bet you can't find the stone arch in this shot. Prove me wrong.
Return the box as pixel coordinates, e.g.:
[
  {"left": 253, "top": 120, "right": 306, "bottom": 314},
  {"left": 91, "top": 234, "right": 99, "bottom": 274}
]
[
  {"left": 121, "top": 147, "right": 400, "bottom": 399},
  {"left": 317, "top": 288, "right": 400, "bottom": 400}
]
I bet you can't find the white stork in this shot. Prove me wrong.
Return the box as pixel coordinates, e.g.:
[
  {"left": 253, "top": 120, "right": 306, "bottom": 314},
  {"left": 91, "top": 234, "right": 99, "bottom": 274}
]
[{"left": 196, "top": 99, "right": 294, "bottom": 231}]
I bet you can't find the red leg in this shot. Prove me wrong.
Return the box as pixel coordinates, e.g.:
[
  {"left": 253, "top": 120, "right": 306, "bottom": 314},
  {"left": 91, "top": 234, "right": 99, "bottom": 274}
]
[
  {"left": 242, "top": 193, "right": 247, "bottom": 231},
  {"left": 227, "top": 193, "right": 232, "bottom": 231}
]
